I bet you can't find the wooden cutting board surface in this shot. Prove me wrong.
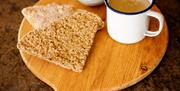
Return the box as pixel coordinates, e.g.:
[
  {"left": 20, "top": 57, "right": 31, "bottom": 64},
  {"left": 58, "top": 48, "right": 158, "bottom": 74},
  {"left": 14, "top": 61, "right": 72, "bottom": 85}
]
[{"left": 18, "top": 0, "right": 168, "bottom": 91}]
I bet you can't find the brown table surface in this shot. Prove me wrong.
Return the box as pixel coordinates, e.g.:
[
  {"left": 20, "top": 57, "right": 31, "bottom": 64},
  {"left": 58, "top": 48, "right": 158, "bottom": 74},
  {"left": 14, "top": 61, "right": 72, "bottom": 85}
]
[{"left": 0, "top": 0, "right": 179, "bottom": 91}]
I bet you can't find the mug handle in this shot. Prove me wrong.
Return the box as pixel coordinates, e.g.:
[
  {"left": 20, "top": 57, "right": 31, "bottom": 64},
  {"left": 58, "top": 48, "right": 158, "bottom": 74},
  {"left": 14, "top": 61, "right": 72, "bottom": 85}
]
[{"left": 145, "top": 10, "right": 164, "bottom": 37}]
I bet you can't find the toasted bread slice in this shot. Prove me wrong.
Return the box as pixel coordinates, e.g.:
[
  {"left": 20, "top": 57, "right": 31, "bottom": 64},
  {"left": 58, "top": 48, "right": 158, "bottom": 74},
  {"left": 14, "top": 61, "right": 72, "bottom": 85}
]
[
  {"left": 22, "top": 3, "right": 76, "bottom": 29},
  {"left": 18, "top": 10, "right": 104, "bottom": 72}
]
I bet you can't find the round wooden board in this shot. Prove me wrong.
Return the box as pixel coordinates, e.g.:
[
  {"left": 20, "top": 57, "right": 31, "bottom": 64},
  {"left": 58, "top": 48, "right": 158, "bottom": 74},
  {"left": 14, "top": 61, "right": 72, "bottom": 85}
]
[{"left": 18, "top": 0, "right": 168, "bottom": 91}]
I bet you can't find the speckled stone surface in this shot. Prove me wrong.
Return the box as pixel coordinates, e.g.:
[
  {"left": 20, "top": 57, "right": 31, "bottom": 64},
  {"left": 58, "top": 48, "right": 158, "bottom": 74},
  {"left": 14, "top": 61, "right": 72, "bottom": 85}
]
[{"left": 0, "top": 0, "right": 179, "bottom": 91}]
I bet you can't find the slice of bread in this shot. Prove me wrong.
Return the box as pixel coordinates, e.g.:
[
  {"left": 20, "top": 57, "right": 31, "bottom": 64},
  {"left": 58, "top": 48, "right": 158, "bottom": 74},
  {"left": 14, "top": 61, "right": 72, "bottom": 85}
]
[
  {"left": 17, "top": 9, "right": 104, "bottom": 72},
  {"left": 22, "top": 3, "right": 76, "bottom": 29}
]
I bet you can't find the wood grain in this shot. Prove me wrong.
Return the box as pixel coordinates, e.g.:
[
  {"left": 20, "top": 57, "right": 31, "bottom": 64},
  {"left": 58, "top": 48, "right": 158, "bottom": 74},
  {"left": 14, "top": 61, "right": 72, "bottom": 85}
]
[{"left": 18, "top": 0, "right": 168, "bottom": 91}]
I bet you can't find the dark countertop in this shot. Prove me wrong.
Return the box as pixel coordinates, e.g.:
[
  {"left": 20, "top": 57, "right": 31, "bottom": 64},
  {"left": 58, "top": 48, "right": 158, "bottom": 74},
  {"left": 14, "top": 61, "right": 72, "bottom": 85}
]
[{"left": 0, "top": 0, "right": 179, "bottom": 91}]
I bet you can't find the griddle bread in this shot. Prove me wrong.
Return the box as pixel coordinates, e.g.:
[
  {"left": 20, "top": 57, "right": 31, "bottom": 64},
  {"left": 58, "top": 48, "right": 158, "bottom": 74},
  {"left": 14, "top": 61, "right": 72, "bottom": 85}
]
[
  {"left": 18, "top": 9, "right": 104, "bottom": 72},
  {"left": 22, "top": 3, "right": 76, "bottom": 29}
]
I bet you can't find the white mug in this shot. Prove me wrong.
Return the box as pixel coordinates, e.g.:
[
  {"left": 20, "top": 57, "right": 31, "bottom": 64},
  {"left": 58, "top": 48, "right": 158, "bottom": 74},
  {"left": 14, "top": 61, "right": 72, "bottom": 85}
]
[{"left": 104, "top": 0, "right": 164, "bottom": 44}]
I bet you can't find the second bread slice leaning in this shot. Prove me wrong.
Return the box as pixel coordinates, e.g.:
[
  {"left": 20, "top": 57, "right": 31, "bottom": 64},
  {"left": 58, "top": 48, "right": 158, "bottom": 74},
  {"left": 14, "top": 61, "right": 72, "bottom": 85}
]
[
  {"left": 22, "top": 3, "right": 76, "bottom": 29},
  {"left": 17, "top": 10, "right": 104, "bottom": 72}
]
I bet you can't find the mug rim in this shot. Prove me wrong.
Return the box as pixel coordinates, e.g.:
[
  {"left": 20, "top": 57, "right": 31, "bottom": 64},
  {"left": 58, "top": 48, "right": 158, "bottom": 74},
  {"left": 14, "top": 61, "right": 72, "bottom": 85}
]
[{"left": 104, "top": 0, "right": 155, "bottom": 15}]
